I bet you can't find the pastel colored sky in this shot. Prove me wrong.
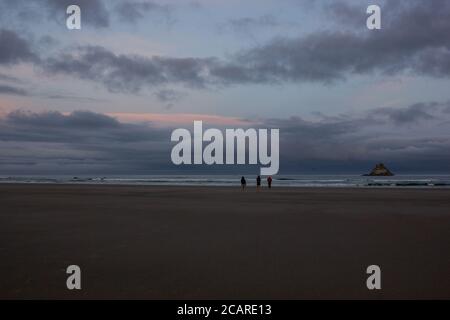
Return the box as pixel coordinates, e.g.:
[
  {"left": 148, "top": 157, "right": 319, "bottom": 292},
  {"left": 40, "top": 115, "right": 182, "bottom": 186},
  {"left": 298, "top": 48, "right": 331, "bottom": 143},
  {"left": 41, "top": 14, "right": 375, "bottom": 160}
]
[{"left": 1, "top": 0, "right": 450, "bottom": 174}]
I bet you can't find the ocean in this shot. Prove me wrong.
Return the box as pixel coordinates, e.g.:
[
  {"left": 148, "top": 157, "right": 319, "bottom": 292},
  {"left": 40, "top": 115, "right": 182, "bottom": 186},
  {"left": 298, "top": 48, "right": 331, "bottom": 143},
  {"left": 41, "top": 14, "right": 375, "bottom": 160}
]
[{"left": 1, "top": 174, "right": 450, "bottom": 188}]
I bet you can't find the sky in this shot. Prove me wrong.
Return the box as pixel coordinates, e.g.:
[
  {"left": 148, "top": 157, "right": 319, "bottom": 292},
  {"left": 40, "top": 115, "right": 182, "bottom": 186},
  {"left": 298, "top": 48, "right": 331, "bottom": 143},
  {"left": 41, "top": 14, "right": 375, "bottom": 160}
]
[{"left": 1, "top": 0, "right": 450, "bottom": 175}]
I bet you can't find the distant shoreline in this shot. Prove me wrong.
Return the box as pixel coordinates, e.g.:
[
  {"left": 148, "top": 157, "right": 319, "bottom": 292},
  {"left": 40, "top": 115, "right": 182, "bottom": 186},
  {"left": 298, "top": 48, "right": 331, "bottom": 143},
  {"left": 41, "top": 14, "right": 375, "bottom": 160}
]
[
  {"left": 1, "top": 182, "right": 450, "bottom": 189},
  {"left": 1, "top": 173, "right": 450, "bottom": 188}
]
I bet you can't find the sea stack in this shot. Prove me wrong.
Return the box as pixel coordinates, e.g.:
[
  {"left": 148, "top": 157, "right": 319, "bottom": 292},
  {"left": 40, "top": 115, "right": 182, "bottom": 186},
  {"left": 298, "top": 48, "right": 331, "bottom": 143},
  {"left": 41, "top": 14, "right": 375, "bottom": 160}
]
[{"left": 365, "top": 163, "right": 394, "bottom": 176}]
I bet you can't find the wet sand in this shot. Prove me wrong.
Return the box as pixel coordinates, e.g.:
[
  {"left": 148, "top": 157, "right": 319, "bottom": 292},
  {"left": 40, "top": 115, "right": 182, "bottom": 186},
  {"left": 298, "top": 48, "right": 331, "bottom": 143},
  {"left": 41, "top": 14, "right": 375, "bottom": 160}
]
[{"left": 0, "top": 184, "right": 449, "bottom": 299}]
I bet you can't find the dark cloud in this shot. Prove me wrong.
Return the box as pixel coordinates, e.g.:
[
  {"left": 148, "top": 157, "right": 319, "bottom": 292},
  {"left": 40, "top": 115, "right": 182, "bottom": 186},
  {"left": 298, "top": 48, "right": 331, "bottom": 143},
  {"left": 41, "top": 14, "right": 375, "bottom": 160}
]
[
  {"left": 263, "top": 102, "right": 450, "bottom": 172},
  {"left": 154, "top": 89, "right": 186, "bottom": 109},
  {"left": 154, "top": 89, "right": 186, "bottom": 103},
  {"left": 0, "top": 73, "right": 23, "bottom": 84},
  {"left": 38, "top": 35, "right": 59, "bottom": 48},
  {"left": 372, "top": 102, "right": 443, "bottom": 125},
  {"left": 414, "top": 48, "right": 450, "bottom": 78},
  {"left": 216, "top": 0, "right": 450, "bottom": 84},
  {"left": 0, "top": 85, "right": 28, "bottom": 96},
  {"left": 2, "top": 0, "right": 450, "bottom": 92},
  {"left": 0, "top": 110, "right": 171, "bottom": 174},
  {"left": 32, "top": 0, "right": 450, "bottom": 92},
  {"left": 2, "top": 102, "right": 450, "bottom": 174},
  {"left": 42, "top": 46, "right": 215, "bottom": 92},
  {"left": 6, "top": 110, "right": 119, "bottom": 129},
  {"left": 0, "top": 29, "right": 37, "bottom": 65}
]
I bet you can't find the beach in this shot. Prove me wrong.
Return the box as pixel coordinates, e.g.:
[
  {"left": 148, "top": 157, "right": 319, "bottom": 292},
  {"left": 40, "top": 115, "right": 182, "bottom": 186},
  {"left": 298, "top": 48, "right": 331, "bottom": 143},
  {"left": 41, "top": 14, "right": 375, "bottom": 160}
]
[{"left": 0, "top": 184, "right": 449, "bottom": 299}]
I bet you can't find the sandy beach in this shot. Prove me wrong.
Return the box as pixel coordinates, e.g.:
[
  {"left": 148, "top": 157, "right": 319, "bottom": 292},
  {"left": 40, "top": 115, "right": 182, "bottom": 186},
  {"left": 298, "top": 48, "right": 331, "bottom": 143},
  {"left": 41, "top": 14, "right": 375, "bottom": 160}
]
[{"left": 0, "top": 184, "right": 449, "bottom": 299}]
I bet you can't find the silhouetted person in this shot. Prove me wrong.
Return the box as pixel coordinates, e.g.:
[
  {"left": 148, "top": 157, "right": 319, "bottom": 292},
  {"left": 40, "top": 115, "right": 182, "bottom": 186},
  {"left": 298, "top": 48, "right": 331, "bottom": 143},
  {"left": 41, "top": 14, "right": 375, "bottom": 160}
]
[
  {"left": 256, "top": 175, "right": 261, "bottom": 191},
  {"left": 267, "top": 176, "right": 272, "bottom": 188},
  {"left": 241, "top": 176, "right": 246, "bottom": 190}
]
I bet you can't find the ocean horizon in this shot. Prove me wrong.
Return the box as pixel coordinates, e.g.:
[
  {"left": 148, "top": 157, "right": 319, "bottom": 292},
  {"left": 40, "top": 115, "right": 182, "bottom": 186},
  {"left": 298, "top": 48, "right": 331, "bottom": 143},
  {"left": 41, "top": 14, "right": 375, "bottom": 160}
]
[{"left": 2, "top": 174, "right": 450, "bottom": 188}]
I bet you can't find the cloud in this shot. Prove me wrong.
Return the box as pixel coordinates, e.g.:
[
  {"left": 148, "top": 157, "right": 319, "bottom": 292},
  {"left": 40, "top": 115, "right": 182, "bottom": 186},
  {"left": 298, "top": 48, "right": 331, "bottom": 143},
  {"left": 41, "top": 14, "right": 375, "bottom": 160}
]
[
  {"left": 372, "top": 102, "right": 442, "bottom": 125},
  {"left": 0, "top": 85, "right": 28, "bottom": 96},
  {"left": 114, "top": 1, "right": 173, "bottom": 24},
  {"left": 35, "top": 0, "right": 450, "bottom": 92},
  {"left": 261, "top": 103, "right": 450, "bottom": 172},
  {"left": 0, "top": 73, "right": 24, "bottom": 84},
  {"left": 6, "top": 110, "right": 119, "bottom": 129},
  {"left": 43, "top": 94, "right": 107, "bottom": 103},
  {"left": 213, "top": 0, "right": 450, "bottom": 84},
  {"left": 2, "top": 102, "right": 450, "bottom": 174},
  {"left": 2, "top": 0, "right": 450, "bottom": 93},
  {"left": 154, "top": 89, "right": 186, "bottom": 107},
  {"left": 0, "top": 110, "right": 171, "bottom": 174},
  {"left": 0, "top": 29, "right": 37, "bottom": 65},
  {"left": 219, "top": 15, "right": 279, "bottom": 37},
  {"left": 325, "top": 1, "right": 367, "bottom": 27},
  {"left": 42, "top": 45, "right": 216, "bottom": 92}
]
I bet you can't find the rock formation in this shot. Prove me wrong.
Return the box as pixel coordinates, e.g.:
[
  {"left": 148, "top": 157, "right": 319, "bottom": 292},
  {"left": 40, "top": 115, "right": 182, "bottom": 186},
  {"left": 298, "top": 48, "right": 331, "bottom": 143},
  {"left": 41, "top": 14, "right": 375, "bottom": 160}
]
[{"left": 364, "top": 163, "right": 394, "bottom": 176}]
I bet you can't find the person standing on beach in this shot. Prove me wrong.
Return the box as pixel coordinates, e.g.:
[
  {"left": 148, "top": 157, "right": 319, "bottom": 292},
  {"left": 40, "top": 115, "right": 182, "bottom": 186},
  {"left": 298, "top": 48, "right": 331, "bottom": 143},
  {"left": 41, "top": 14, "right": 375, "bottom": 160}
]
[
  {"left": 256, "top": 175, "right": 261, "bottom": 191},
  {"left": 241, "top": 176, "right": 246, "bottom": 190},
  {"left": 267, "top": 176, "right": 272, "bottom": 188}
]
